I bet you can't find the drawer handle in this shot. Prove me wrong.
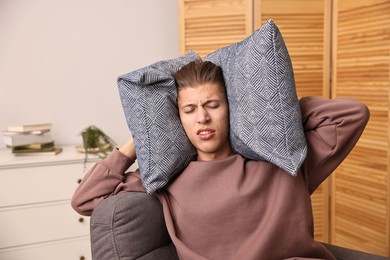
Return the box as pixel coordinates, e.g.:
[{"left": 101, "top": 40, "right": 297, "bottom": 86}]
[
  {"left": 77, "top": 179, "right": 82, "bottom": 184},
  {"left": 80, "top": 256, "right": 85, "bottom": 260},
  {"left": 79, "top": 217, "right": 84, "bottom": 223}
]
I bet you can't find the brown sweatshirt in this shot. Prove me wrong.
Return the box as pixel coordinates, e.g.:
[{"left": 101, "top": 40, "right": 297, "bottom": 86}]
[{"left": 71, "top": 96, "right": 369, "bottom": 260}]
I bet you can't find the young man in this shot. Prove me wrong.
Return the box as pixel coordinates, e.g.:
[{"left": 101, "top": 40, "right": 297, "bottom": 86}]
[{"left": 72, "top": 61, "right": 369, "bottom": 259}]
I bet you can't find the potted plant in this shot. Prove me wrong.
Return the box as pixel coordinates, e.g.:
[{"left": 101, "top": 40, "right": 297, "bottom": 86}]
[{"left": 79, "top": 125, "right": 116, "bottom": 170}]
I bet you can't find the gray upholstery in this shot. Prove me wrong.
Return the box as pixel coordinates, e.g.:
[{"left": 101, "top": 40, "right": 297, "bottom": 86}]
[
  {"left": 90, "top": 192, "right": 389, "bottom": 260},
  {"left": 322, "top": 244, "right": 389, "bottom": 260},
  {"left": 90, "top": 192, "right": 178, "bottom": 260}
]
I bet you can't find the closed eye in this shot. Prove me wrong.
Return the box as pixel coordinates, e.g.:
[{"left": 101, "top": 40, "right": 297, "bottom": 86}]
[
  {"left": 206, "top": 101, "right": 220, "bottom": 109},
  {"left": 182, "top": 105, "right": 196, "bottom": 114}
]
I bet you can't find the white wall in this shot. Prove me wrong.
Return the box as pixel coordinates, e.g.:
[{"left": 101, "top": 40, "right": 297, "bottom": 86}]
[{"left": 0, "top": 0, "right": 179, "bottom": 148}]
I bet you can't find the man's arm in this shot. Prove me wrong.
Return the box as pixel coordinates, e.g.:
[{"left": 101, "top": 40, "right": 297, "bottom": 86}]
[
  {"left": 300, "top": 96, "right": 370, "bottom": 194},
  {"left": 71, "top": 138, "right": 146, "bottom": 216}
]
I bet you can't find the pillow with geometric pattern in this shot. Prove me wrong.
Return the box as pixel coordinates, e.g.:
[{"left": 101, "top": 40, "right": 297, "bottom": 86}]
[
  {"left": 204, "top": 19, "right": 307, "bottom": 175},
  {"left": 117, "top": 51, "right": 200, "bottom": 194}
]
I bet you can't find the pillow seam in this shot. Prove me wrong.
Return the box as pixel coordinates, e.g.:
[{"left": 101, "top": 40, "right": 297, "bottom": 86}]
[{"left": 271, "top": 21, "right": 294, "bottom": 170}]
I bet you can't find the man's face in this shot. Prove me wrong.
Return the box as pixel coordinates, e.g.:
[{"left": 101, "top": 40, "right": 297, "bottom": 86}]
[{"left": 177, "top": 82, "right": 232, "bottom": 161}]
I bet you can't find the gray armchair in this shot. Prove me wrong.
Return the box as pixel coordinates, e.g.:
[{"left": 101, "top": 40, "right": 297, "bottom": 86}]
[{"left": 90, "top": 192, "right": 389, "bottom": 260}]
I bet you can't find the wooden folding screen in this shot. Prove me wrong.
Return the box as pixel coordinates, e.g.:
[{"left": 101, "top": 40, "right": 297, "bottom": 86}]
[
  {"left": 179, "top": 0, "right": 390, "bottom": 256},
  {"left": 178, "top": 0, "right": 253, "bottom": 57},
  {"left": 331, "top": 0, "right": 390, "bottom": 256}
]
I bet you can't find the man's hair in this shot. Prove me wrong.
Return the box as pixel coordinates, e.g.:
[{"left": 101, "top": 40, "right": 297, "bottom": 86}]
[{"left": 174, "top": 60, "right": 225, "bottom": 90}]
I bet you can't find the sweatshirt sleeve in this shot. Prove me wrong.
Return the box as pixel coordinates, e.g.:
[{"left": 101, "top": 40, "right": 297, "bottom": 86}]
[
  {"left": 300, "top": 96, "right": 370, "bottom": 194},
  {"left": 71, "top": 148, "right": 146, "bottom": 216}
]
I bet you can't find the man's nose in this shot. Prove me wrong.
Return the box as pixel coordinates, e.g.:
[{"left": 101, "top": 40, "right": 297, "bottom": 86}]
[{"left": 197, "top": 108, "right": 210, "bottom": 124}]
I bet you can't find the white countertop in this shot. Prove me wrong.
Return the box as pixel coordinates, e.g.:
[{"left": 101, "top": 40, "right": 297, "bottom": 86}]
[{"left": 0, "top": 145, "right": 101, "bottom": 169}]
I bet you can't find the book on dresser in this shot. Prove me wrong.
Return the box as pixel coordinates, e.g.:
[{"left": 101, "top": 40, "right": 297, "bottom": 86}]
[
  {"left": 12, "top": 147, "right": 63, "bottom": 156},
  {"left": 2, "top": 131, "right": 54, "bottom": 147},
  {"left": 11, "top": 142, "right": 63, "bottom": 156},
  {"left": 5, "top": 123, "right": 52, "bottom": 132}
]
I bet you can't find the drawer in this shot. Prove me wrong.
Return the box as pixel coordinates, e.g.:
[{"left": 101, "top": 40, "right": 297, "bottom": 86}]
[
  {"left": 0, "top": 201, "right": 89, "bottom": 248},
  {"left": 0, "top": 236, "right": 91, "bottom": 260},
  {"left": 0, "top": 162, "right": 95, "bottom": 207}
]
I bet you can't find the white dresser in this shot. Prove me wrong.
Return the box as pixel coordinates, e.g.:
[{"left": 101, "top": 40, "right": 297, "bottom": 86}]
[{"left": 0, "top": 146, "right": 101, "bottom": 260}]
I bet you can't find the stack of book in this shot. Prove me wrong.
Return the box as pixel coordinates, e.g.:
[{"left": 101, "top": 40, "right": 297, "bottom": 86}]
[{"left": 2, "top": 123, "right": 62, "bottom": 156}]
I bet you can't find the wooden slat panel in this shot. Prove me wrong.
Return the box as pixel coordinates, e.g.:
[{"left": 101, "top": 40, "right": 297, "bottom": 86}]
[
  {"left": 179, "top": 0, "right": 252, "bottom": 57},
  {"left": 257, "top": 0, "right": 331, "bottom": 243},
  {"left": 261, "top": 0, "right": 324, "bottom": 14},
  {"left": 332, "top": 0, "right": 390, "bottom": 256},
  {"left": 257, "top": 0, "right": 331, "bottom": 99}
]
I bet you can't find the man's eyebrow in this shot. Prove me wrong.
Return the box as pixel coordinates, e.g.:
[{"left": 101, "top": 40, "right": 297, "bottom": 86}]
[
  {"left": 181, "top": 102, "right": 196, "bottom": 107},
  {"left": 180, "top": 103, "right": 196, "bottom": 109}
]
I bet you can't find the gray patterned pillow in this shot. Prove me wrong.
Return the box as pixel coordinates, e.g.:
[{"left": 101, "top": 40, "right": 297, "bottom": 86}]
[
  {"left": 204, "top": 19, "right": 307, "bottom": 175},
  {"left": 117, "top": 51, "right": 200, "bottom": 194}
]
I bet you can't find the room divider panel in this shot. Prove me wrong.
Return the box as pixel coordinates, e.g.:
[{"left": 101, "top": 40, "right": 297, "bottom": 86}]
[
  {"left": 178, "top": 0, "right": 253, "bottom": 57},
  {"left": 331, "top": 0, "right": 390, "bottom": 256},
  {"left": 179, "top": 0, "right": 390, "bottom": 256}
]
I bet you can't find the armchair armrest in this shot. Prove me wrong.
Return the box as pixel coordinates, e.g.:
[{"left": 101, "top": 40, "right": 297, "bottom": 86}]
[
  {"left": 90, "top": 191, "right": 178, "bottom": 260},
  {"left": 322, "top": 243, "right": 390, "bottom": 260}
]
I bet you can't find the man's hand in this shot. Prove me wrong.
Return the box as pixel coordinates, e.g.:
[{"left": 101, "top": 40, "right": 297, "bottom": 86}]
[{"left": 119, "top": 137, "right": 137, "bottom": 160}]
